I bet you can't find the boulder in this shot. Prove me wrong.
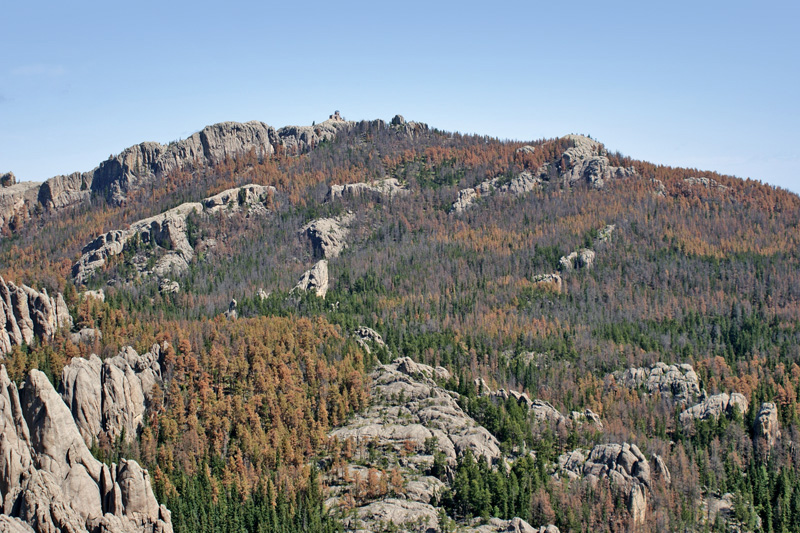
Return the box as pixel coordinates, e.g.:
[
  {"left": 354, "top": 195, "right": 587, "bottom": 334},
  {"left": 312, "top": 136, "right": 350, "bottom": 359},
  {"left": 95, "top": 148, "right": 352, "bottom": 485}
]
[
  {"left": 353, "top": 326, "right": 386, "bottom": 355},
  {"left": 684, "top": 176, "right": 729, "bottom": 190},
  {"left": 158, "top": 279, "right": 180, "bottom": 294},
  {"left": 293, "top": 259, "right": 329, "bottom": 298},
  {"left": 451, "top": 172, "right": 542, "bottom": 213},
  {"left": 532, "top": 273, "right": 562, "bottom": 293}
]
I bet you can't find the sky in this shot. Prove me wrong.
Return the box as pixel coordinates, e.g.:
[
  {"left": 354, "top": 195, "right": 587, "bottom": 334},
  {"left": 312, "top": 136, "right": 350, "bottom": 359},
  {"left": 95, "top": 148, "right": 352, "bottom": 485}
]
[{"left": 2, "top": 0, "right": 798, "bottom": 193}]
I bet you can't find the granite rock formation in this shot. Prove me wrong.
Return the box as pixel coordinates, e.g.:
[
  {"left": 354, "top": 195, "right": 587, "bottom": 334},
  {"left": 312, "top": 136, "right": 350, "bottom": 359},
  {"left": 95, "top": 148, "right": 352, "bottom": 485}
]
[{"left": 0, "top": 276, "right": 72, "bottom": 356}]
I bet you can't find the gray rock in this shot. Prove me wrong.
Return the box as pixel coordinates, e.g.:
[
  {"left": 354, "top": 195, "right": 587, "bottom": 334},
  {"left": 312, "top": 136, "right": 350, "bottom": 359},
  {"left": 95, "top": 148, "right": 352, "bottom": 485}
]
[
  {"left": 328, "top": 178, "right": 409, "bottom": 201},
  {"left": 353, "top": 326, "right": 386, "bottom": 355},
  {"left": 224, "top": 299, "right": 237, "bottom": 320},
  {"left": 570, "top": 408, "right": 604, "bottom": 431},
  {"left": 754, "top": 402, "right": 781, "bottom": 452},
  {"left": 516, "top": 145, "right": 537, "bottom": 155},
  {"left": 299, "top": 212, "right": 355, "bottom": 259},
  {"left": 451, "top": 172, "right": 542, "bottom": 213},
  {"left": 652, "top": 454, "right": 671, "bottom": 485},
  {"left": 330, "top": 358, "right": 500, "bottom": 466},
  {"left": 532, "top": 273, "right": 562, "bottom": 292},
  {"left": 82, "top": 289, "right": 106, "bottom": 303},
  {"left": 615, "top": 362, "right": 701, "bottom": 404},
  {"left": 3, "top": 366, "right": 172, "bottom": 532},
  {"left": 0, "top": 182, "right": 40, "bottom": 232},
  {"left": 559, "top": 249, "right": 595, "bottom": 271},
  {"left": 684, "top": 176, "right": 729, "bottom": 190},
  {"left": 293, "top": 259, "right": 329, "bottom": 298},
  {"left": 680, "top": 392, "right": 749, "bottom": 425},
  {"left": 0, "top": 276, "right": 73, "bottom": 356},
  {"left": 61, "top": 345, "right": 164, "bottom": 446},
  {"left": 558, "top": 442, "right": 650, "bottom": 526},
  {"left": 559, "top": 135, "right": 635, "bottom": 189},
  {"left": 158, "top": 279, "right": 180, "bottom": 294},
  {"left": 72, "top": 184, "right": 274, "bottom": 285},
  {"left": 345, "top": 498, "right": 439, "bottom": 532}
]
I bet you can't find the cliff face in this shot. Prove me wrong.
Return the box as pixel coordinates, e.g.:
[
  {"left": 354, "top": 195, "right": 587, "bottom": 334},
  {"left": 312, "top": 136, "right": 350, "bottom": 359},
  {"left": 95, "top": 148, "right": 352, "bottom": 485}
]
[
  {"left": 0, "top": 276, "right": 72, "bottom": 356},
  {"left": 0, "top": 366, "right": 172, "bottom": 533}
]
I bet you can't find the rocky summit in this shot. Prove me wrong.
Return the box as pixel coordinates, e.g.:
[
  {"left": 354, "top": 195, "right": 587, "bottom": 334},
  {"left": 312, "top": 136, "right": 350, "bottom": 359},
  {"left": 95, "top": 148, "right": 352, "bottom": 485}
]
[{"left": 0, "top": 111, "right": 798, "bottom": 533}]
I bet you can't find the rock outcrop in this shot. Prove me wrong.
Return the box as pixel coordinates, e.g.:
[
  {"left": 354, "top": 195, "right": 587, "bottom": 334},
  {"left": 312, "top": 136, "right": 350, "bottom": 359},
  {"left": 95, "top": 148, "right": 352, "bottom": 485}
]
[
  {"left": 60, "top": 344, "right": 165, "bottom": 446},
  {"left": 559, "top": 135, "right": 636, "bottom": 189},
  {"left": 558, "top": 442, "right": 661, "bottom": 527},
  {"left": 615, "top": 362, "right": 701, "bottom": 403},
  {"left": 451, "top": 171, "right": 542, "bottom": 212},
  {"left": 0, "top": 182, "right": 41, "bottom": 232},
  {"left": 328, "top": 178, "right": 409, "bottom": 201},
  {"left": 72, "top": 184, "right": 274, "bottom": 285},
  {"left": 679, "top": 392, "right": 749, "bottom": 425},
  {"left": 1, "top": 172, "right": 16, "bottom": 187},
  {"left": 754, "top": 402, "right": 781, "bottom": 452},
  {"left": 559, "top": 249, "right": 595, "bottom": 271},
  {"left": 0, "top": 366, "right": 171, "bottom": 533},
  {"left": 481, "top": 386, "right": 602, "bottom": 431},
  {"left": 684, "top": 176, "right": 729, "bottom": 190},
  {"left": 531, "top": 273, "right": 562, "bottom": 293},
  {"left": 0, "top": 276, "right": 72, "bottom": 356},
  {"left": 299, "top": 212, "right": 355, "bottom": 259},
  {"left": 292, "top": 259, "right": 329, "bottom": 298},
  {"left": 353, "top": 326, "right": 386, "bottom": 355},
  {"left": 330, "top": 357, "right": 500, "bottom": 467}
]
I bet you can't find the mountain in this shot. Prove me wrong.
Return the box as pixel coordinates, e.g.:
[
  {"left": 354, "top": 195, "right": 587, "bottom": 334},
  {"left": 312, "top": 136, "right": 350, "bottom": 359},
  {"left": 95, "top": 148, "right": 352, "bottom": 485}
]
[{"left": 0, "top": 112, "right": 798, "bottom": 533}]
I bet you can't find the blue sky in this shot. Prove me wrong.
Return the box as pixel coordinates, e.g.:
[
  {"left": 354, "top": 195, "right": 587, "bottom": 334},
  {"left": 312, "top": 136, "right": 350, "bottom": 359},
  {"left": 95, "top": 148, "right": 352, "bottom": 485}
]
[{"left": 2, "top": 1, "right": 798, "bottom": 192}]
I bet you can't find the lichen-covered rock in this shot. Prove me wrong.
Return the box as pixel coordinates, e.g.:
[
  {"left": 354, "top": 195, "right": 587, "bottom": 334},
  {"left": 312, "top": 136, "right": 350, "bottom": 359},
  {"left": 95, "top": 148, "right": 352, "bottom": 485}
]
[
  {"left": 158, "top": 279, "right": 180, "bottom": 294},
  {"left": 615, "top": 362, "right": 701, "bottom": 403},
  {"left": 72, "top": 184, "right": 274, "bottom": 285},
  {"left": 680, "top": 392, "right": 749, "bottom": 425},
  {"left": 0, "top": 276, "right": 72, "bottom": 356},
  {"left": 754, "top": 402, "right": 781, "bottom": 452},
  {"left": 299, "top": 212, "right": 355, "bottom": 259},
  {"left": 293, "top": 259, "right": 329, "bottom": 298},
  {"left": 344, "top": 498, "right": 439, "bottom": 532},
  {"left": 559, "top": 249, "right": 595, "bottom": 271}
]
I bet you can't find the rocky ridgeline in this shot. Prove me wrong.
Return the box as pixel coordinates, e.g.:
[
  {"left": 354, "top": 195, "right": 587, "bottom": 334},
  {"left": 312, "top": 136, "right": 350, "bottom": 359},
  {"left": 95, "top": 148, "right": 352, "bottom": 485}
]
[
  {"left": 1, "top": 113, "right": 430, "bottom": 234},
  {"left": 0, "top": 366, "right": 172, "bottom": 533},
  {"left": 475, "top": 378, "right": 603, "bottom": 431},
  {"left": 557, "top": 443, "right": 670, "bottom": 527},
  {"left": 61, "top": 344, "right": 166, "bottom": 447},
  {"left": 328, "top": 177, "right": 409, "bottom": 201},
  {"left": 559, "top": 135, "right": 636, "bottom": 189},
  {"left": 72, "top": 184, "right": 274, "bottom": 285},
  {"left": 0, "top": 276, "right": 72, "bottom": 356},
  {"left": 292, "top": 259, "right": 330, "bottom": 298},
  {"left": 299, "top": 212, "right": 355, "bottom": 259},
  {"left": 615, "top": 362, "right": 701, "bottom": 404},
  {"left": 42, "top": 113, "right": 347, "bottom": 208}
]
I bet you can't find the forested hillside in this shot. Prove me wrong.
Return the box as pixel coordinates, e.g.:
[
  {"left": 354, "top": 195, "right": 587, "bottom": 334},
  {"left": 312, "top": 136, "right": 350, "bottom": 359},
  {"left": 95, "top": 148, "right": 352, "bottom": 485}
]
[{"left": 0, "top": 113, "right": 798, "bottom": 533}]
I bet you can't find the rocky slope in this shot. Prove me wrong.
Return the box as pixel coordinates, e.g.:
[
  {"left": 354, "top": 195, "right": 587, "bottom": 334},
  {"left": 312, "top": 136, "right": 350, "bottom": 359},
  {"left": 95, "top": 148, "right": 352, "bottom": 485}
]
[
  {"left": 0, "top": 366, "right": 171, "bottom": 533},
  {"left": 326, "top": 356, "right": 558, "bottom": 533},
  {"left": 0, "top": 276, "right": 72, "bottom": 356}
]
